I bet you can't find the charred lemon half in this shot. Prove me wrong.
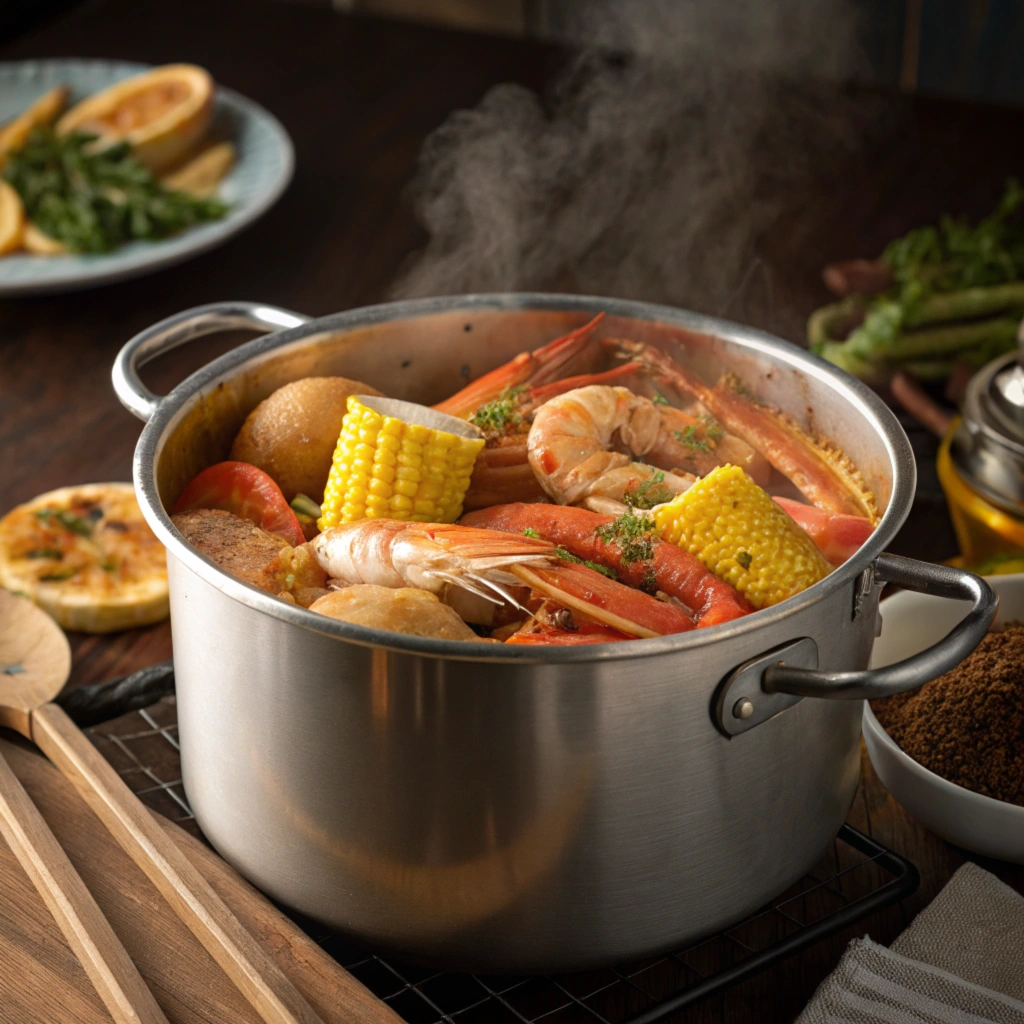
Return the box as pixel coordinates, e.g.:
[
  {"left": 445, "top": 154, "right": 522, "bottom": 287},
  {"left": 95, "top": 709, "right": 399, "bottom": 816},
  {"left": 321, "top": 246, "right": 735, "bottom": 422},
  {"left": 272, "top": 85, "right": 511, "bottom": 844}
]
[
  {"left": 57, "top": 64, "right": 214, "bottom": 173},
  {"left": 0, "top": 483, "right": 168, "bottom": 633}
]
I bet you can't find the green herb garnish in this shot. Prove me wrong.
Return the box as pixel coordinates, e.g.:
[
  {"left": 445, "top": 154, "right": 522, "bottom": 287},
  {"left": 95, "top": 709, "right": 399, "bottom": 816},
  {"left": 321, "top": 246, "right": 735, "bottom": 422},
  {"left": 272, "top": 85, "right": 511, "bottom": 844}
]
[
  {"left": 33, "top": 507, "right": 97, "bottom": 537},
  {"left": 652, "top": 392, "right": 669, "bottom": 405},
  {"left": 736, "top": 551, "right": 752, "bottom": 570},
  {"left": 469, "top": 386, "right": 525, "bottom": 434},
  {"left": 673, "top": 424, "right": 712, "bottom": 454},
  {"left": 25, "top": 548, "right": 62, "bottom": 559},
  {"left": 3, "top": 127, "right": 228, "bottom": 254},
  {"left": 594, "top": 506, "right": 656, "bottom": 566},
  {"left": 702, "top": 416, "right": 724, "bottom": 442},
  {"left": 522, "top": 527, "right": 541, "bottom": 539},
  {"left": 624, "top": 470, "right": 674, "bottom": 510},
  {"left": 39, "top": 570, "right": 77, "bottom": 582},
  {"left": 552, "top": 546, "right": 618, "bottom": 580}
]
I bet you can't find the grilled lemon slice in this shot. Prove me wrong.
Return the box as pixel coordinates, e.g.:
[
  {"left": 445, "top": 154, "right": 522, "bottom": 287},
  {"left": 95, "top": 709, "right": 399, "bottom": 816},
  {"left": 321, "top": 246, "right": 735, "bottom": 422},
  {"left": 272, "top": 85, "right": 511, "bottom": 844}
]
[{"left": 0, "top": 483, "right": 168, "bottom": 633}]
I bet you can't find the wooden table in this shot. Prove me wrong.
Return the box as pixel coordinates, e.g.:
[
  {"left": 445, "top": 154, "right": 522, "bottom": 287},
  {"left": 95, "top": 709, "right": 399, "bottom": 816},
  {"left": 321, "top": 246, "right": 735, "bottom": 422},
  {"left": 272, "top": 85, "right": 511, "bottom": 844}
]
[{"left": 1, "top": 1, "right": 1022, "bottom": 1021}]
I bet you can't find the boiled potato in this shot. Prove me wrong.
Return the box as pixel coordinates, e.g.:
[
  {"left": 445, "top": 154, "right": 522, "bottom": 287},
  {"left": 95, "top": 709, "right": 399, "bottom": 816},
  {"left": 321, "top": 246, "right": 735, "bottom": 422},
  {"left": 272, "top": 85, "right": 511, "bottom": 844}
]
[
  {"left": 230, "top": 377, "right": 382, "bottom": 502},
  {"left": 310, "top": 586, "right": 479, "bottom": 641}
]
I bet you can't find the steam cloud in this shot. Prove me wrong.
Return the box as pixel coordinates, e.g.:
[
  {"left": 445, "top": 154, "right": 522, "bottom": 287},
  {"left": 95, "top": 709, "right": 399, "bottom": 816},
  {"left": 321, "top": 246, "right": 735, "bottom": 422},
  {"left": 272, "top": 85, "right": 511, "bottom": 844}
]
[{"left": 392, "top": 0, "right": 889, "bottom": 334}]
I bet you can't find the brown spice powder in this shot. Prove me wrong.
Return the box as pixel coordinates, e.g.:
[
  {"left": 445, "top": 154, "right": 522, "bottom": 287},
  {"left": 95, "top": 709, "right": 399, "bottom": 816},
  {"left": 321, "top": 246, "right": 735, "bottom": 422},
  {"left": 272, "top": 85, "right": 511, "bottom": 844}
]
[{"left": 871, "top": 624, "right": 1024, "bottom": 807}]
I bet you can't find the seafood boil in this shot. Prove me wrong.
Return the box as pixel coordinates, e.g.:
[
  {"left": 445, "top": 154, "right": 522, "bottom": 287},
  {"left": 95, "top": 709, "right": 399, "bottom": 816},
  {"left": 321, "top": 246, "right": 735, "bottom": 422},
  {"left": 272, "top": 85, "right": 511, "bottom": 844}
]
[{"left": 168, "top": 315, "right": 879, "bottom": 645}]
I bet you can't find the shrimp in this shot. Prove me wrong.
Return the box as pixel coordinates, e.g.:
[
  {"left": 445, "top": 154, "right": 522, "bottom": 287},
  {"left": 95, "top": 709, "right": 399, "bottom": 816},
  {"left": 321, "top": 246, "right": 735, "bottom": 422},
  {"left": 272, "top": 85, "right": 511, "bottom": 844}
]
[
  {"left": 311, "top": 519, "right": 695, "bottom": 638},
  {"left": 434, "top": 314, "right": 605, "bottom": 419},
  {"left": 461, "top": 503, "right": 753, "bottom": 626},
  {"left": 611, "top": 339, "right": 880, "bottom": 524},
  {"left": 526, "top": 385, "right": 768, "bottom": 508},
  {"left": 462, "top": 363, "right": 646, "bottom": 511}
]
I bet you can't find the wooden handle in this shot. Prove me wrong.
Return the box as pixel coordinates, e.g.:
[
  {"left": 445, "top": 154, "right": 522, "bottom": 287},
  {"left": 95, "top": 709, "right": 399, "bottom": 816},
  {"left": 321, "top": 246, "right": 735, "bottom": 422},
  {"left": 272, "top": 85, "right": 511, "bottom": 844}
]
[
  {"left": 31, "top": 702, "right": 326, "bottom": 1024},
  {"left": 0, "top": 748, "right": 169, "bottom": 1024}
]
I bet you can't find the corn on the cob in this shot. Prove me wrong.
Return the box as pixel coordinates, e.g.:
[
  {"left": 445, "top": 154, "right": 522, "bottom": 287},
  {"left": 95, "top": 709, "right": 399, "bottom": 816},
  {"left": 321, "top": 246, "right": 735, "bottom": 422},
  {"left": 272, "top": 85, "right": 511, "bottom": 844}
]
[
  {"left": 654, "top": 464, "right": 830, "bottom": 608},
  {"left": 319, "top": 396, "right": 485, "bottom": 529}
]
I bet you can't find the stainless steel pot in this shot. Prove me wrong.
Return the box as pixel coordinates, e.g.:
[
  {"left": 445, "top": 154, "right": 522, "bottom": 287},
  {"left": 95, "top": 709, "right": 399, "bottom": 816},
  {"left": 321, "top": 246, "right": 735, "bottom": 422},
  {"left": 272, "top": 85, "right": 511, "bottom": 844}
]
[{"left": 113, "top": 295, "right": 995, "bottom": 972}]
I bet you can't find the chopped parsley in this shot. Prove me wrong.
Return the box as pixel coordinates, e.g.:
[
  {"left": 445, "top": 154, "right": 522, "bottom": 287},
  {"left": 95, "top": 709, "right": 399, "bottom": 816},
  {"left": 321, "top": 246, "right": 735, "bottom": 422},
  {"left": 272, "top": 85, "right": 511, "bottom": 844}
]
[
  {"left": 34, "top": 506, "right": 101, "bottom": 537},
  {"left": 736, "top": 551, "right": 752, "bottom": 570},
  {"left": 652, "top": 392, "right": 669, "bottom": 405},
  {"left": 594, "top": 506, "right": 656, "bottom": 566},
  {"left": 100, "top": 559, "right": 118, "bottom": 572},
  {"left": 469, "top": 386, "right": 525, "bottom": 434},
  {"left": 25, "top": 548, "right": 62, "bottom": 559},
  {"left": 522, "top": 527, "right": 541, "bottom": 539},
  {"left": 674, "top": 424, "right": 712, "bottom": 454},
  {"left": 39, "top": 569, "right": 77, "bottom": 581},
  {"left": 553, "top": 545, "right": 618, "bottom": 580},
  {"left": 703, "top": 416, "right": 724, "bottom": 442},
  {"left": 624, "top": 470, "right": 674, "bottom": 510}
]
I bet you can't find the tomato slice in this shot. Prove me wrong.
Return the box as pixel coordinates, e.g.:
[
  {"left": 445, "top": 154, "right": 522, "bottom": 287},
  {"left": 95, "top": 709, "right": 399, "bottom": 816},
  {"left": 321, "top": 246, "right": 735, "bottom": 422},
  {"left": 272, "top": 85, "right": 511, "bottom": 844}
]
[{"left": 173, "top": 461, "right": 306, "bottom": 547}]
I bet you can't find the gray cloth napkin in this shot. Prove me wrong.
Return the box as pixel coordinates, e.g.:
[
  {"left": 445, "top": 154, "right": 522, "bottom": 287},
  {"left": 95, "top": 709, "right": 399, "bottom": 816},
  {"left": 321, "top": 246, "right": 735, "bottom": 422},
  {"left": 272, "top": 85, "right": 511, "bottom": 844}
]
[
  {"left": 892, "top": 863, "right": 1024, "bottom": 1002},
  {"left": 796, "top": 862, "right": 1024, "bottom": 1024}
]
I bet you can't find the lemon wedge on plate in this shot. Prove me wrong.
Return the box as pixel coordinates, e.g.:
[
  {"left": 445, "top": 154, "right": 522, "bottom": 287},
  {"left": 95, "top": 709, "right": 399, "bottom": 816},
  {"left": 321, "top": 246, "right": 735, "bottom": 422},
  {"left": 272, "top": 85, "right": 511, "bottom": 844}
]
[
  {"left": 57, "top": 64, "right": 214, "bottom": 173},
  {"left": 0, "top": 181, "right": 25, "bottom": 256},
  {"left": 0, "top": 484, "right": 168, "bottom": 633}
]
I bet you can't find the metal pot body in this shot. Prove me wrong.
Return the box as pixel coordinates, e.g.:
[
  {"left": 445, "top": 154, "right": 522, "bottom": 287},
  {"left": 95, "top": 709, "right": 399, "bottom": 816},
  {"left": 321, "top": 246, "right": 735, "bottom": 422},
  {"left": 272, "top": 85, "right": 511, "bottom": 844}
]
[
  {"left": 116, "top": 295, "right": 990, "bottom": 971},
  {"left": 169, "top": 552, "right": 867, "bottom": 970}
]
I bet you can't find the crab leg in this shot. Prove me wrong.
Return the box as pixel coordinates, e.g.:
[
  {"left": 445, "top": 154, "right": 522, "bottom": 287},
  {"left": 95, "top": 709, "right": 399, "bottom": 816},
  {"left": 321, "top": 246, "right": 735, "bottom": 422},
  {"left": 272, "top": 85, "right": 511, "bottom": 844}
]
[
  {"left": 434, "top": 314, "right": 605, "bottom": 418},
  {"left": 773, "top": 497, "right": 874, "bottom": 565},
  {"left": 504, "top": 621, "right": 633, "bottom": 645},
  {"left": 511, "top": 563, "right": 694, "bottom": 639},
  {"left": 610, "top": 339, "right": 880, "bottom": 524},
  {"left": 461, "top": 503, "right": 753, "bottom": 627}
]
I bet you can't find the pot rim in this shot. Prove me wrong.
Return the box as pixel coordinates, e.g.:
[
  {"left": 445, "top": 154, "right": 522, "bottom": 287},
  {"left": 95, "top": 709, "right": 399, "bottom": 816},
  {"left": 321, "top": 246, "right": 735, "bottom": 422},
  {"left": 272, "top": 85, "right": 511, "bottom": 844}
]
[{"left": 133, "top": 292, "right": 916, "bottom": 664}]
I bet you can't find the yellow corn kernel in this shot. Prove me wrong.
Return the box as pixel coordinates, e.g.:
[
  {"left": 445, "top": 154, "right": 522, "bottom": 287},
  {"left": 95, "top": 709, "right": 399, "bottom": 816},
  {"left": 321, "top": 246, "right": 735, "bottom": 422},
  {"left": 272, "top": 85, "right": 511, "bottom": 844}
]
[
  {"left": 654, "top": 465, "right": 830, "bottom": 609},
  {"left": 319, "top": 396, "right": 485, "bottom": 529}
]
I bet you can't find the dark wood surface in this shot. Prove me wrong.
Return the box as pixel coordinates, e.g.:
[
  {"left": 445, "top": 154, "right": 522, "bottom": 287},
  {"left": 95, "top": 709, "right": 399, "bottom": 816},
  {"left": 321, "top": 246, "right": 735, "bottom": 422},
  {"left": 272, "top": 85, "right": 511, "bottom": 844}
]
[{"left": 1, "top": 2, "right": 1022, "bottom": 1022}]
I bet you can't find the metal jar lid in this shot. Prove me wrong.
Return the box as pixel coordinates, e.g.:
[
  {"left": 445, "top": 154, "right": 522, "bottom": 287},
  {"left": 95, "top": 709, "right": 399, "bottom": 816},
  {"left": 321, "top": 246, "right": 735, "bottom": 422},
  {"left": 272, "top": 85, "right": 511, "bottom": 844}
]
[{"left": 950, "top": 348, "right": 1024, "bottom": 516}]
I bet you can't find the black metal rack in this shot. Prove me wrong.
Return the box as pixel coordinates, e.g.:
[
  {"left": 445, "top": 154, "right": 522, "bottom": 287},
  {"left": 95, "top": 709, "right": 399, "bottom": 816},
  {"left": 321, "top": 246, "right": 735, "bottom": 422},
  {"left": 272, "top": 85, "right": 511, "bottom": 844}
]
[
  {"left": 306, "top": 828, "right": 918, "bottom": 1024},
  {"left": 87, "top": 698, "right": 919, "bottom": 1024}
]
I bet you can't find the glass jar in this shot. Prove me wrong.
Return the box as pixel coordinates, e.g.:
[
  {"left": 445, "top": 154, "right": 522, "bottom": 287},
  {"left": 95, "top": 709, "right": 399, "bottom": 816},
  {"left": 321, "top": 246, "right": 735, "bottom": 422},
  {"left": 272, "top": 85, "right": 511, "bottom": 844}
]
[{"left": 938, "top": 351, "right": 1024, "bottom": 570}]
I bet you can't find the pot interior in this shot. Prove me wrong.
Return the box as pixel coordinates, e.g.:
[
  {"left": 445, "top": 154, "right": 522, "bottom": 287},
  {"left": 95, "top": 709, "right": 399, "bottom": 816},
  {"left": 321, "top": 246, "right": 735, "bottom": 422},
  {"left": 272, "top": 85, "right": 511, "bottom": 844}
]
[{"left": 152, "top": 302, "right": 901, "bottom": 521}]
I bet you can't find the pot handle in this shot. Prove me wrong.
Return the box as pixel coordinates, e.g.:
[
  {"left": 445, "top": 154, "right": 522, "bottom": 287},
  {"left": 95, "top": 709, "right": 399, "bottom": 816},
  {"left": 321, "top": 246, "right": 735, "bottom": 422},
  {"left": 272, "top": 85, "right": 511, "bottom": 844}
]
[
  {"left": 112, "top": 302, "right": 310, "bottom": 422},
  {"left": 764, "top": 553, "right": 997, "bottom": 701}
]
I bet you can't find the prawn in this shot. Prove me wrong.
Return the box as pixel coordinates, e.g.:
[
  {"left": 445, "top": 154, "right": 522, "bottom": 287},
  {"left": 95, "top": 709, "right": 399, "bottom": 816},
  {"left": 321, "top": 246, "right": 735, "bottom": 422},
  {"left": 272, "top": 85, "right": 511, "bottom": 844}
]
[
  {"left": 312, "top": 519, "right": 695, "bottom": 639},
  {"left": 527, "top": 385, "right": 768, "bottom": 508},
  {"left": 462, "top": 362, "right": 646, "bottom": 511},
  {"left": 461, "top": 503, "right": 753, "bottom": 627},
  {"left": 611, "top": 339, "right": 880, "bottom": 524}
]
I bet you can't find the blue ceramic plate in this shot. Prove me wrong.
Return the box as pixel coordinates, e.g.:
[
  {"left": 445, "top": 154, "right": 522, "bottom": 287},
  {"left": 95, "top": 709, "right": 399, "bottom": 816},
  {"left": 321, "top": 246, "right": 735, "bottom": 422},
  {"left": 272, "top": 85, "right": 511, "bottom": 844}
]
[{"left": 0, "top": 60, "right": 294, "bottom": 295}]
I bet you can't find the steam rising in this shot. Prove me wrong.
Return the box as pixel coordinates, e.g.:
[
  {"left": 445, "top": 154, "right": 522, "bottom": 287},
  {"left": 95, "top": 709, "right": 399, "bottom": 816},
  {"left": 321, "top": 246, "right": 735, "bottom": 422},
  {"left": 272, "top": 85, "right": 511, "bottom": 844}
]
[{"left": 392, "top": 0, "right": 884, "bottom": 330}]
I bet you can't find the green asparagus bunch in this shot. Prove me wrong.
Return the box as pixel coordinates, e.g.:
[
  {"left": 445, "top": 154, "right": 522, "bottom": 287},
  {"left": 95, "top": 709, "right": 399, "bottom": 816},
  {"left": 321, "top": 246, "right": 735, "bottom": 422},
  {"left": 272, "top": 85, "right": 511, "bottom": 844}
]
[
  {"left": 809, "top": 180, "right": 1024, "bottom": 381},
  {"left": 2, "top": 127, "right": 227, "bottom": 254}
]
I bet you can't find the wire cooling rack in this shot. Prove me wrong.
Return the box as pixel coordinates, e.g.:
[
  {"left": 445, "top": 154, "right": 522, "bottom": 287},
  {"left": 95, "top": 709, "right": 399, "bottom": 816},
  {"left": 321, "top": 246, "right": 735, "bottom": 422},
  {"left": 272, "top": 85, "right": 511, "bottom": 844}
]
[{"left": 86, "top": 697, "right": 919, "bottom": 1024}]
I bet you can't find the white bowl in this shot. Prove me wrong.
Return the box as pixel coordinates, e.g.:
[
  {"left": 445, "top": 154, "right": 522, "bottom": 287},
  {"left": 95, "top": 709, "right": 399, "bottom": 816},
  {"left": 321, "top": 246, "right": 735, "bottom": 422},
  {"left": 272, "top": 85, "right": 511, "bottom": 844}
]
[{"left": 865, "top": 573, "right": 1024, "bottom": 863}]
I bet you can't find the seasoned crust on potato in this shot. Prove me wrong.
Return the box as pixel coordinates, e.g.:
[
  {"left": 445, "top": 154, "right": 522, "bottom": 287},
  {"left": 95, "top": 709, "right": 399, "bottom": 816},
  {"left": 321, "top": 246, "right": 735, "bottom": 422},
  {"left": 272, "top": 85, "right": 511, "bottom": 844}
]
[{"left": 230, "top": 377, "right": 382, "bottom": 502}]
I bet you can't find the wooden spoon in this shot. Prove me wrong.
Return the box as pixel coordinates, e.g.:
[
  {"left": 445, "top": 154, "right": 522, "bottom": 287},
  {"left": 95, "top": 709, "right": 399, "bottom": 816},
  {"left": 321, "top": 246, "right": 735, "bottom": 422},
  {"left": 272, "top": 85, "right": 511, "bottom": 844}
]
[
  {"left": 0, "top": 591, "right": 168, "bottom": 1023},
  {"left": 0, "top": 589, "right": 325, "bottom": 1024}
]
